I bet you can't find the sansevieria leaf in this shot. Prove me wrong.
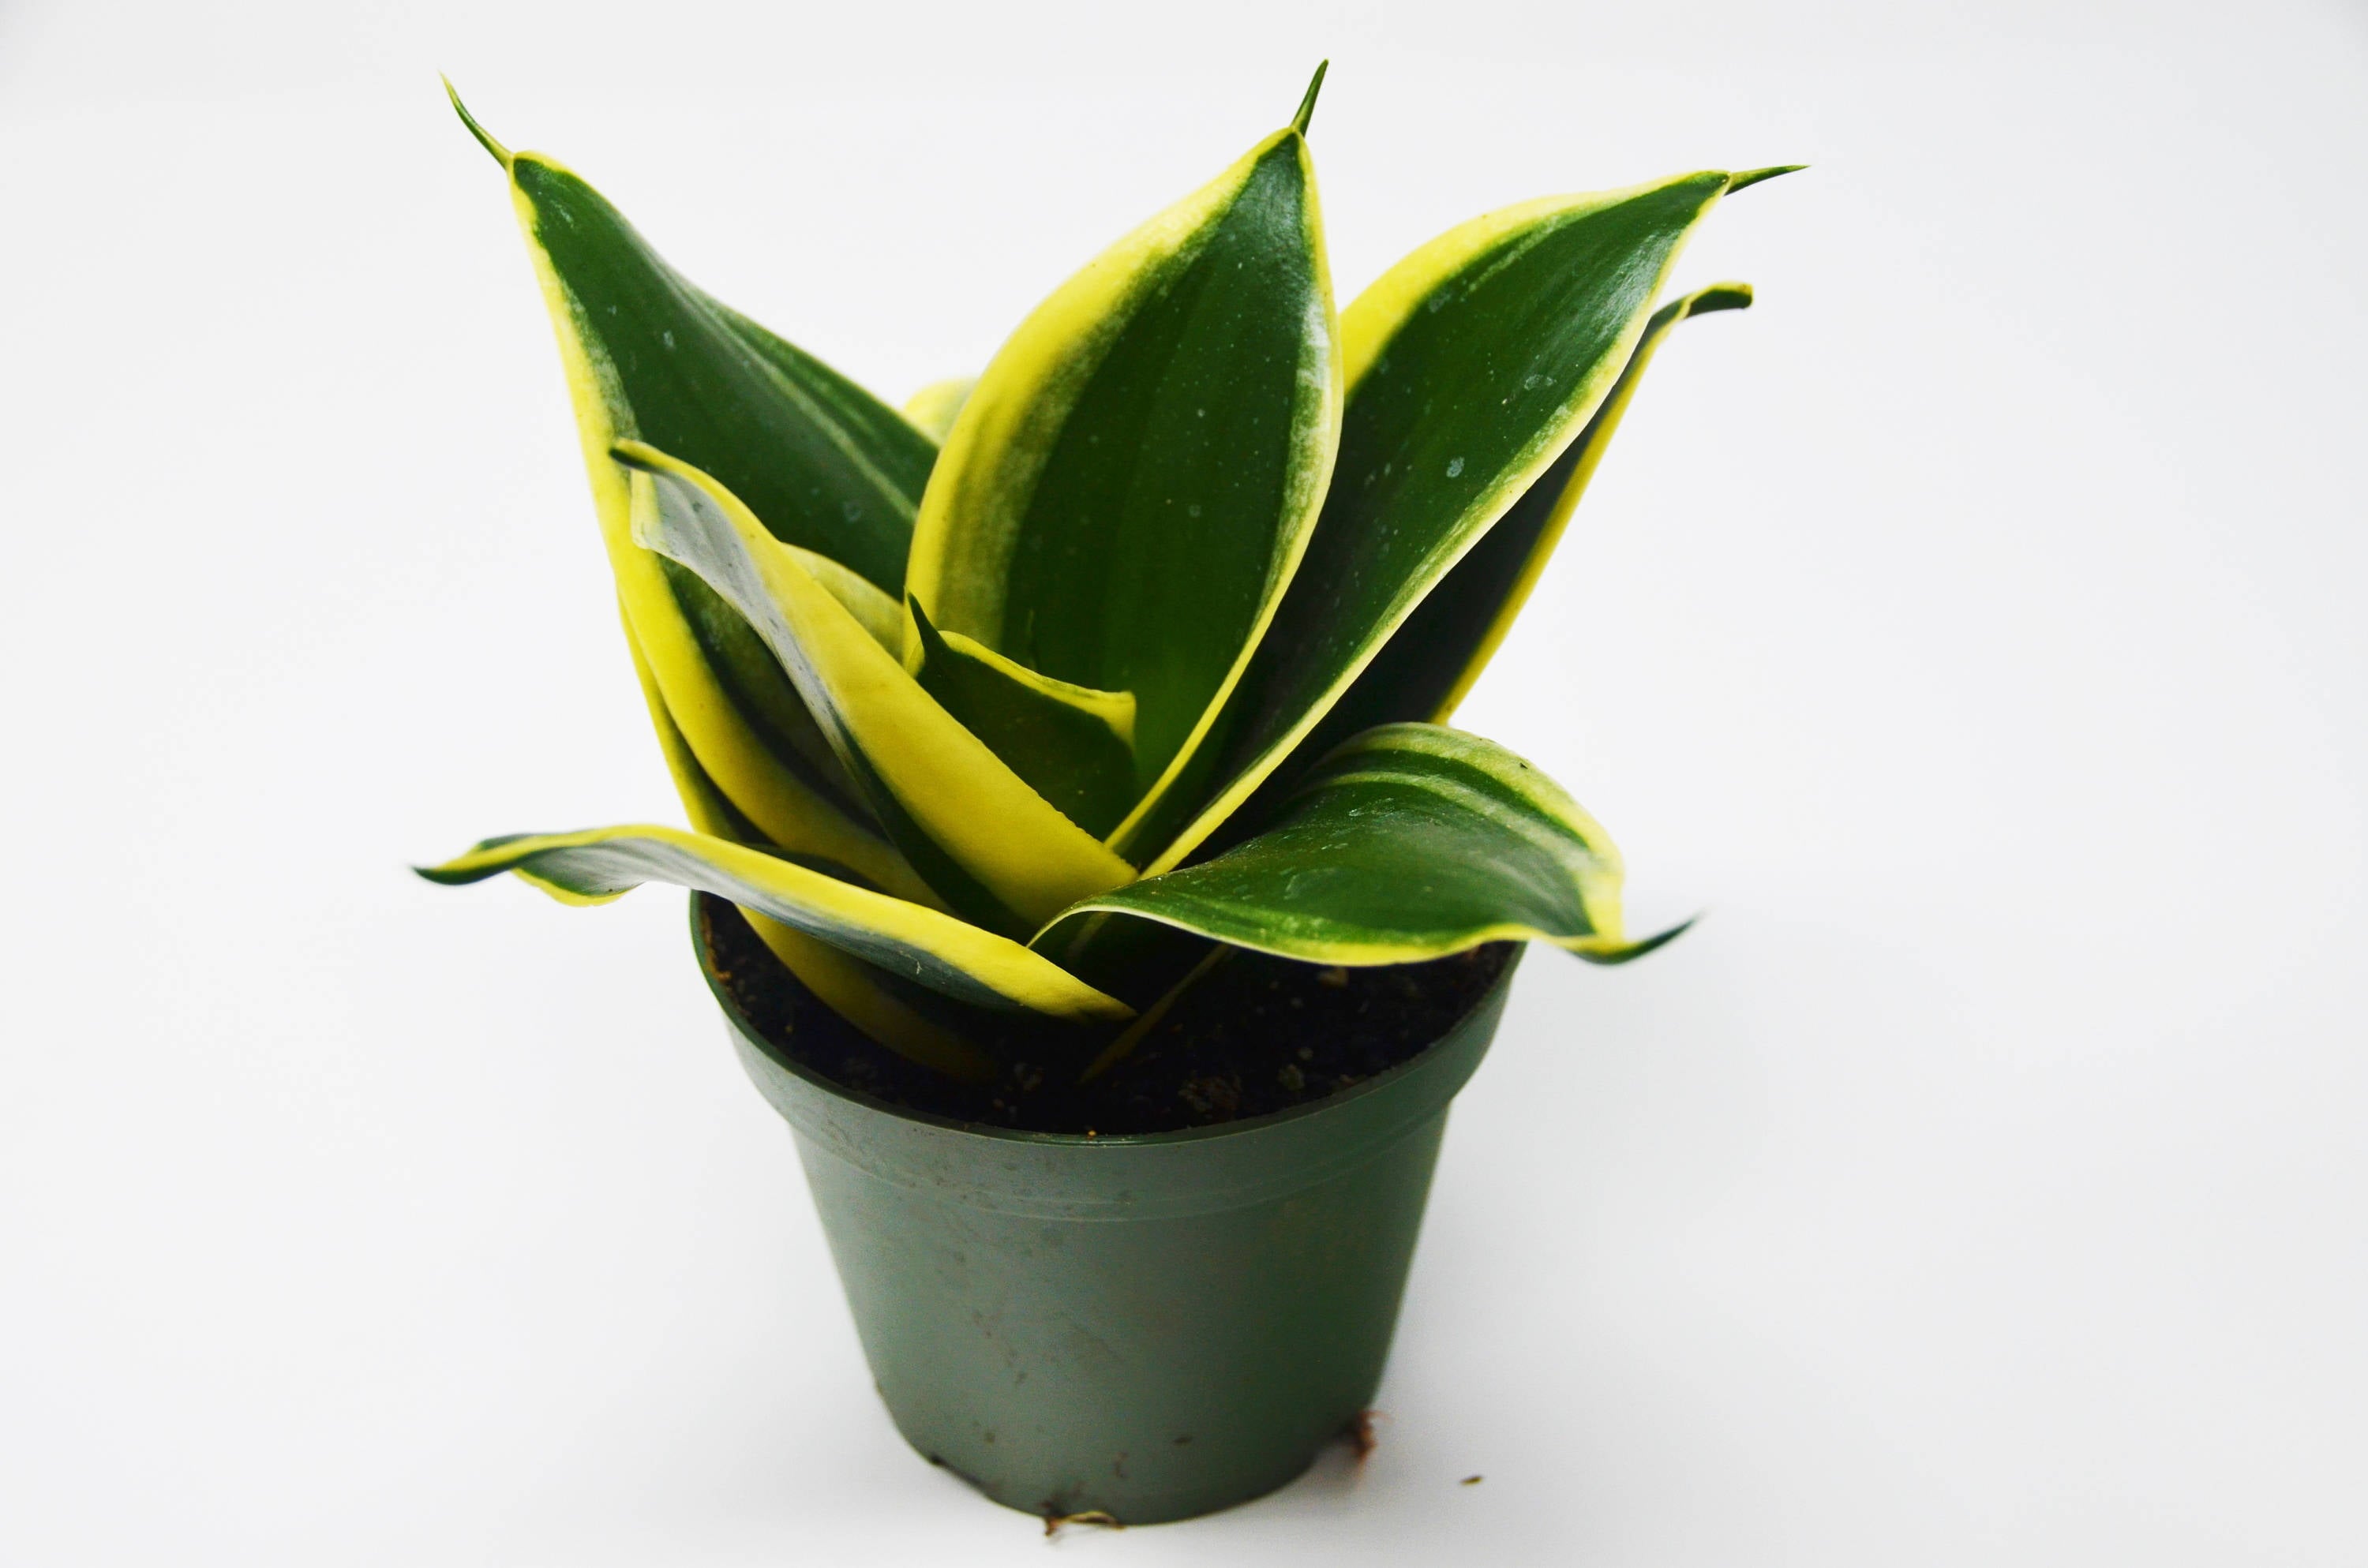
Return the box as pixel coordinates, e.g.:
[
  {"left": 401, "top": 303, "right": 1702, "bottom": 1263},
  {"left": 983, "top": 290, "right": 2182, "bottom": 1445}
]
[
  {"left": 903, "top": 597, "right": 1139, "bottom": 838},
  {"left": 902, "top": 377, "right": 976, "bottom": 443},
  {"left": 616, "top": 442, "right": 1137, "bottom": 936},
  {"left": 617, "top": 576, "right": 928, "bottom": 901},
  {"left": 1041, "top": 724, "right": 1674, "bottom": 965},
  {"left": 429, "top": 70, "right": 1790, "bottom": 1084},
  {"left": 1124, "top": 170, "right": 1772, "bottom": 871},
  {"left": 419, "top": 825, "right": 1132, "bottom": 1023},
  {"left": 446, "top": 84, "right": 938, "bottom": 898},
  {"left": 907, "top": 73, "right": 1340, "bottom": 843},
  {"left": 447, "top": 83, "right": 932, "bottom": 590},
  {"left": 1267, "top": 282, "right": 1756, "bottom": 784},
  {"left": 624, "top": 633, "right": 999, "bottom": 1080}
]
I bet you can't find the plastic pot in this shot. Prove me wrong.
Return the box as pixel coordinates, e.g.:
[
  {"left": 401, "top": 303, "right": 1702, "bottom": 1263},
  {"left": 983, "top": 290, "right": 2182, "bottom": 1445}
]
[{"left": 694, "top": 898, "right": 1520, "bottom": 1525}]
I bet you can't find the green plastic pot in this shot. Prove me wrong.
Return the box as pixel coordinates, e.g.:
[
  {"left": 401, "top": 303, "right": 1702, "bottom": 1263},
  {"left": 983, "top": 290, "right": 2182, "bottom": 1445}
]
[{"left": 694, "top": 896, "right": 1521, "bottom": 1524}]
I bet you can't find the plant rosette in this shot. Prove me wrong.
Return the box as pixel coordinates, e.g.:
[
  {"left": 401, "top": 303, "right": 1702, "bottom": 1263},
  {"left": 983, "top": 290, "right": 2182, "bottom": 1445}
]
[{"left": 422, "top": 63, "right": 1789, "bottom": 1524}]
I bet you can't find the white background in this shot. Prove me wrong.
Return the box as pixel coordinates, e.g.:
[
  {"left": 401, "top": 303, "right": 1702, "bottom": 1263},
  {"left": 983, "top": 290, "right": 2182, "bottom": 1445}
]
[{"left": 2, "top": 1, "right": 2362, "bottom": 1562}]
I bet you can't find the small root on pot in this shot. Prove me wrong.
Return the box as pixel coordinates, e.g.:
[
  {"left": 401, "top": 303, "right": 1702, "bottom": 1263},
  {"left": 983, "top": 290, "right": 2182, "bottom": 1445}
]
[
  {"left": 1042, "top": 1508, "right": 1124, "bottom": 1538},
  {"left": 1344, "top": 1408, "right": 1386, "bottom": 1461}
]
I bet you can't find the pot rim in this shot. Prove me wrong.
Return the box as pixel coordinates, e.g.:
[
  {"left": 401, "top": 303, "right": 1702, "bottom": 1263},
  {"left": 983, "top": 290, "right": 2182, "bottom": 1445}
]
[{"left": 691, "top": 892, "right": 1521, "bottom": 1154}]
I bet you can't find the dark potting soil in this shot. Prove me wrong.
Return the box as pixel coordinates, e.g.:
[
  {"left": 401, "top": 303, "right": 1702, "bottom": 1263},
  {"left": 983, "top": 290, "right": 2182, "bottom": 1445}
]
[{"left": 696, "top": 896, "right": 1515, "bottom": 1136}]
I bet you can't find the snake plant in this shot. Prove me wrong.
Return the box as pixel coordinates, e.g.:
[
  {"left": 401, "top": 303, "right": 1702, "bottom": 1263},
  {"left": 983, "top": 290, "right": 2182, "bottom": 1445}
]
[{"left": 421, "top": 66, "right": 1793, "bottom": 1083}]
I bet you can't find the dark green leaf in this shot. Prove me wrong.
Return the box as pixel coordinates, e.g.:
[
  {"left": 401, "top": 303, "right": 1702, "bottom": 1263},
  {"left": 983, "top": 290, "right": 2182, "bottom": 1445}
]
[
  {"left": 1043, "top": 724, "right": 1671, "bottom": 964},
  {"left": 1248, "top": 283, "right": 1755, "bottom": 810},
  {"left": 463, "top": 84, "right": 931, "bottom": 590},
  {"left": 905, "top": 597, "right": 1140, "bottom": 838},
  {"left": 908, "top": 125, "right": 1339, "bottom": 825},
  {"left": 1121, "top": 173, "right": 1740, "bottom": 871}
]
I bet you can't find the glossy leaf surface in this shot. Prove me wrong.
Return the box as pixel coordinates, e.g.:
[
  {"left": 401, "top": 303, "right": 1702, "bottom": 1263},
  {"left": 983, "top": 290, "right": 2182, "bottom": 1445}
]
[
  {"left": 908, "top": 122, "right": 1339, "bottom": 827},
  {"left": 419, "top": 825, "right": 1131, "bottom": 1022},
  {"left": 1261, "top": 283, "right": 1755, "bottom": 795},
  {"left": 618, "top": 443, "right": 1136, "bottom": 935},
  {"left": 1124, "top": 172, "right": 1740, "bottom": 871},
  {"left": 1043, "top": 724, "right": 1668, "bottom": 964},
  {"left": 454, "top": 84, "right": 931, "bottom": 590}
]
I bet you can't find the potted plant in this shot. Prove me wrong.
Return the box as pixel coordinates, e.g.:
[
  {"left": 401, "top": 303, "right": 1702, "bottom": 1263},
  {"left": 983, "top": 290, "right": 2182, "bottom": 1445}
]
[{"left": 421, "top": 64, "right": 1789, "bottom": 1525}]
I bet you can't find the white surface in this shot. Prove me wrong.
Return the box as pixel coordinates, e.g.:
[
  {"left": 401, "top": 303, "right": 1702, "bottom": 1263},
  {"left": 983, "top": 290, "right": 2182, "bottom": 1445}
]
[{"left": 2, "top": 2, "right": 2363, "bottom": 1562}]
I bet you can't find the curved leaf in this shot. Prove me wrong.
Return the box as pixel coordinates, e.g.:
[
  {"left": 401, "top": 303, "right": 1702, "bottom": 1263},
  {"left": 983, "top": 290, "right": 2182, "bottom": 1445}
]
[
  {"left": 418, "top": 825, "right": 1132, "bottom": 1023},
  {"left": 449, "top": 84, "right": 932, "bottom": 590},
  {"left": 587, "top": 446, "right": 920, "bottom": 893},
  {"left": 907, "top": 114, "right": 1340, "bottom": 835},
  {"left": 1041, "top": 724, "right": 1672, "bottom": 965},
  {"left": 447, "top": 85, "right": 934, "bottom": 893},
  {"left": 905, "top": 597, "right": 1139, "bottom": 837},
  {"left": 729, "top": 909, "right": 1005, "bottom": 1082},
  {"left": 616, "top": 442, "right": 1137, "bottom": 935},
  {"left": 1257, "top": 283, "right": 1755, "bottom": 794},
  {"left": 774, "top": 534, "right": 904, "bottom": 655},
  {"left": 902, "top": 376, "right": 976, "bottom": 443},
  {"left": 619, "top": 548, "right": 929, "bottom": 901},
  {"left": 1122, "top": 171, "right": 1752, "bottom": 873},
  {"left": 624, "top": 616, "right": 766, "bottom": 844},
  {"left": 627, "top": 632, "right": 996, "bottom": 1079}
]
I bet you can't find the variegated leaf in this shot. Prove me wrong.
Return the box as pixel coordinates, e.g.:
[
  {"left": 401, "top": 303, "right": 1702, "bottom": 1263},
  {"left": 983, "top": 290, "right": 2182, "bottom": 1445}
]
[
  {"left": 903, "top": 597, "right": 1139, "bottom": 837},
  {"left": 908, "top": 67, "right": 1340, "bottom": 847},
  {"left": 902, "top": 377, "right": 976, "bottom": 443},
  {"left": 616, "top": 442, "right": 1137, "bottom": 936},
  {"left": 418, "top": 825, "right": 1132, "bottom": 1023},
  {"left": 1042, "top": 724, "right": 1683, "bottom": 965},
  {"left": 626, "top": 635, "right": 999, "bottom": 1080},
  {"left": 447, "top": 83, "right": 940, "bottom": 890},
  {"left": 1251, "top": 282, "right": 1757, "bottom": 799},
  {"left": 1121, "top": 170, "right": 1784, "bottom": 872},
  {"left": 448, "top": 83, "right": 932, "bottom": 589}
]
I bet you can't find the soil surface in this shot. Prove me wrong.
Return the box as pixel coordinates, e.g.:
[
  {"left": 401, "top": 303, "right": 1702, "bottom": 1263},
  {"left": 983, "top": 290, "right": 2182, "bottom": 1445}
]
[{"left": 697, "top": 896, "right": 1514, "bottom": 1136}]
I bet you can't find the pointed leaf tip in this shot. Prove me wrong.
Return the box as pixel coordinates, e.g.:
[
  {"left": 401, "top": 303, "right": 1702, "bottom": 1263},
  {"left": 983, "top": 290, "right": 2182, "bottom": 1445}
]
[
  {"left": 1686, "top": 281, "right": 1755, "bottom": 315},
  {"left": 1580, "top": 915, "right": 1698, "bottom": 965},
  {"left": 1291, "top": 60, "right": 1329, "bottom": 136},
  {"left": 1725, "top": 164, "right": 1804, "bottom": 194},
  {"left": 442, "top": 76, "right": 512, "bottom": 169}
]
